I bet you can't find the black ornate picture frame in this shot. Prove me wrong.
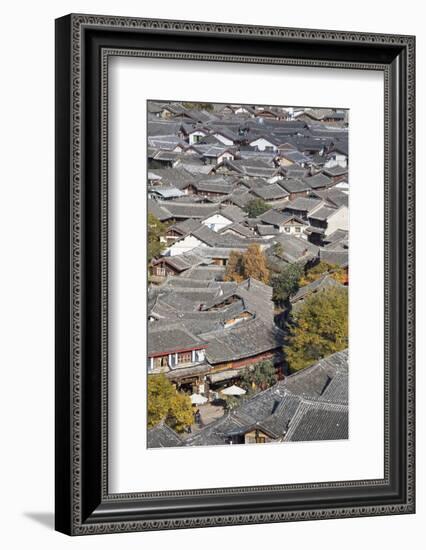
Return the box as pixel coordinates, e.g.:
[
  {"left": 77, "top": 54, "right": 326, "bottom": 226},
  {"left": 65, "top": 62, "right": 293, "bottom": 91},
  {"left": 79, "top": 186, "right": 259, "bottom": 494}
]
[{"left": 55, "top": 14, "right": 415, "bottom": 535}]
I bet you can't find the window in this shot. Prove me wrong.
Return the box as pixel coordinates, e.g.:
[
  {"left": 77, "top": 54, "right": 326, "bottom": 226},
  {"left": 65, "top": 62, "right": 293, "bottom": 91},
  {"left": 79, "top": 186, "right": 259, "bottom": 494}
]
[
  {"left": 178, "top": 351, "right": 192, "bottom": 364},
  {"left": 154, "top": 356, "right": 168, "bottom": 369},
  {"left": 295, "top": 226, "right": 301, "bottom": 233},
  {"left": 284, "top": 226, "right": 291, "bottom": 233}
]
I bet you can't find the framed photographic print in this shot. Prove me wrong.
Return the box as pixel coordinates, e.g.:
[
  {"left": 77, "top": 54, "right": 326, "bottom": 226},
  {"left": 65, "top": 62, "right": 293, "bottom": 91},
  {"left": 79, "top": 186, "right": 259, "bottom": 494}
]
[{"left": 55, "top": 14, "right": 415, "bottom": 535}]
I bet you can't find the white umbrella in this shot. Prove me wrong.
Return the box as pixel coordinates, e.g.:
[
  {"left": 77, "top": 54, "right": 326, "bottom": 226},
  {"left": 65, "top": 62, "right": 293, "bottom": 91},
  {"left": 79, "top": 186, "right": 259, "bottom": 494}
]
[
  {"left": 220, "top": 385, "right": 246, "bottom": 396},
  {"left": 190, "top": 393, "right": 208, "bottom": 405}
]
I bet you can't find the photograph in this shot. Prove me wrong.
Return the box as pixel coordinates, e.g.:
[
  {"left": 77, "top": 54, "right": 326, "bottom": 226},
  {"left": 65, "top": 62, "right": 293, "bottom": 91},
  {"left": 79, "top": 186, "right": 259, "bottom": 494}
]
[
  {"left": 52, "top": 9, "right": 415, "bottom": 538},
  {"left": 147, "top": 101, "right": 349, "bottom": 448}
]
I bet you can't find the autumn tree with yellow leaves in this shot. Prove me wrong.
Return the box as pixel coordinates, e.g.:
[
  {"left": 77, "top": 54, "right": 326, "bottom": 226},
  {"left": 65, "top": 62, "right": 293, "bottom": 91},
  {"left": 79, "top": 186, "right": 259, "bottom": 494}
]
[
  {"left": 224, "top": 244, "right": 270, "bottom": 284},
  {"left": 299, "top": 260, "right": 347, "bottom": 286},
  {"left": 147, "top": 374, "right": 193, "bottom": 432},
  {"left": 224, "top": 250, "right": 245, "bottom": 283},
  {"left": 285, "top": 286, "right": 348, "bottom": 372}
]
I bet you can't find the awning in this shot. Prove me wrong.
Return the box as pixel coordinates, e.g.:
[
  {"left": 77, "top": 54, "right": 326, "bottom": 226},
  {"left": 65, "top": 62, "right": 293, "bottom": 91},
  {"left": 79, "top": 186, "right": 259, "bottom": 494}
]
[
  {"left": 221, "top": 385, "right": 246, "bottom": 396},
  {"left": 208, "top": 369, "right": 245, "bottom": 384},
  {"left": 166, "top": 363, "right": 210, "bottom": 380},
  {"left": 191, "top": 393, "right": 208, "bottom": 405}
]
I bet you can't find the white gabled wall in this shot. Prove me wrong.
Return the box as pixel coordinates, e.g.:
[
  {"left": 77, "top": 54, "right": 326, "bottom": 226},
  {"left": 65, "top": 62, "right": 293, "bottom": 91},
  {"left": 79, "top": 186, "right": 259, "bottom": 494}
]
[
  {"left": 324, "top": 153, "right": 348, "bottom": 168},
  {"left": 166, "top": 235, "right": 204, "bottom": 256},
  {"left": 202, "top": 214, "right": 233, "bottom": 232},
  {"left": 249, "top": 137, "right": 277, "bottom": 151},
  {"left": 214, "top": 133, "right": 234, "bottom": 146},
  {"left": 326, "top": 205, "right": 349, "bottom": 235},
  {"left": 188, "top": 130, "right": 206, "bottom": 145}
]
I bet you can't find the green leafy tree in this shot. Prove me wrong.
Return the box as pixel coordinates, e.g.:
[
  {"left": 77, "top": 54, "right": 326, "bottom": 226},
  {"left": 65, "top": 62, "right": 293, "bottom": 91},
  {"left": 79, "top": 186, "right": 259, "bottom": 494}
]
[
  {"left": 285, "top": 287, "right": 348, "bottom": 372},
  {"left": 148, "top": 213, "right": 166, "bottom": 264},
  {"left": 244, "top": 198, "right": 270, "bottom": 218},
  {"left": 223, "top": 395, "right": 241, "bottom": 411},
  {"left": 240, "top": 361, "right": 277, "bottom": 393},
  {"left": 271, "top": 263, "right": 304, "bottom": 305},
  {"left": 147, "top": 374, "right": 193, "bottom": 432}
]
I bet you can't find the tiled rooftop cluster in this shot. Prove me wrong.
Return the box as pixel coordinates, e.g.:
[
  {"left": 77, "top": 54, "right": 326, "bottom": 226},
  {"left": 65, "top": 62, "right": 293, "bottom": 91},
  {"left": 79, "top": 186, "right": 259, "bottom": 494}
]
[
  {"left": 148, "top": 349, "right": 349, "bottom": 447},
  {"left": 147, "top": 102, "right": 349, "bottom": 446}
]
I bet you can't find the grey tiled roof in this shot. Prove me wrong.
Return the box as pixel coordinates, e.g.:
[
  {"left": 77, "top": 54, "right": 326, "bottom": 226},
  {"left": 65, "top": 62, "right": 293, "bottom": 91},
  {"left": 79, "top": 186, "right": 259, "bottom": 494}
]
[
  {"left": 195, "top": 246, "right": 247, "bottom": 259},
  {"left": 303, "top": 173, "right": 333, "bottom": 189},
  {"left": 251, "top": 184, "right": 289, "bottom": 201},
  {"left": 203, "top": 318, "right": 284, "bottom": 364},
  {"left": 260, "top": 209, "right": 292, "bottom": 227},
  {"left": 260, "top": 209, "right": 307, "bottom": 229},
  {"left": 147, "top": 423, "right": 183, "bottom": 448},
  {"left": 161, "top": 277, "right": 232, "bottom": 290},
  {"left": 147, "top": 199, "right": 171, "bottom": 221},
  {"left": 228, "top": 189, "right": 252, "bottom": 208},
  {"left": 183, "top": 413, "right": 245, "bottom": 447},
  {"left": 190, "top": 178, "right": 235, "bottom": 195},
  {"left": 178, "top": 161, "right": 215, "bottom": 176},
  {"left": 311, "top": 188, "right": 349, "bottom": 208},
  {"left": 182, "top": 349, "right": 348, "bottom": 447},
  {"left": 280, "top": 165, "right": 309, "bottom": 178},
  {"left": 180, "top": 265, "right": 226, "bottom": 282},
  {"left": 148, "top": 167, "right": 196, "bottom": 186},
  {"left": 150, "top": 186, "right": 185, "bottom": 199},
  {"left": 147, "top": 121, "right": 181, "bottom": 136},
  {"left": 147, "top": 101, "right": 165, "bottom": 114},
  {"left": 155, "top": 201, "right": 220, "bottom": 220},
  {"left": 220, "top": 223, "right": 254, "bottom": 239},
  {"left": 319, "top": 249, "right": 349, "bottom": 267},
  {"left": 278, "top": 178, "right": 311, "bottom": 194},
  {"left": 223, "top": 159, "right": 278, "bottom": 178},
  {"left": 279, "top": 150, "right": 311, "bottom": 165},
  {"left": 291, "top": 274, "right": 344, "bottom": 303},
  {"left": 161, "top": 287, "right": 219, "bottom": 310},
  {"left": 333, "top": 142, "right": 349, "bottom": 156},
  {"left": 191, "top": 225, "right": 253, "bottom": 248},
  {"left": 218, "top": 205, "right": 247, "bottom": 223},
  {"left": 320, "top": 370, "right": 348, "bottom": 404},
  {"left": 308, "top": 205, "right": 338, "bottom": 221},
  {"left": 153, "top": 150, "right": 182, "bottom": 162},
  {"left": 257, "top": 224, "right": 280, "bottom": 236},
  {"left": 256, "top": 393, "right": 302, "bottom": 438},
  {"left": 323, "top": 228, "right": 348, "bottom": 245},
  {"left": 169, "top": 218, "right": 202, "bottom": 236},
  {"left": 283, "top": 350, "right": 348, "bottom": 401},
  {"left": 153, "top": 250, "right": 209, "bottom": 273},
  {"left": 284, "top": 196, "right": 323, "bottom": 214},
  {"left": 298, "top": 108, "right": 340, "bottom": 121},
  {"left": 283, "top": 402, "right": 348, "bottom": 442},
  {"left": 148, "top": 322, "right": 206, "bottom": 356},
  {"left": 269, "top": 233, "right": 319, "bottom": 263},
  {"left": 202, "top": 278, "right": 273, "bottom": 322},
  {"left": 322, "top": 165, "right": 348, "bottom": 177}
]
